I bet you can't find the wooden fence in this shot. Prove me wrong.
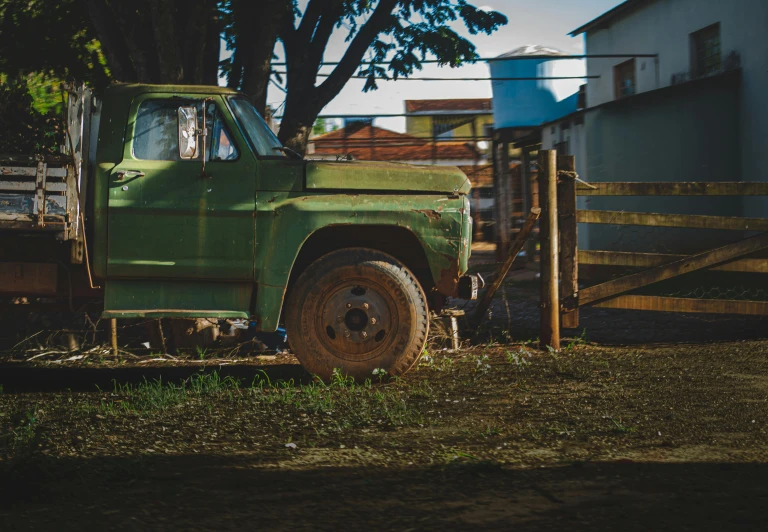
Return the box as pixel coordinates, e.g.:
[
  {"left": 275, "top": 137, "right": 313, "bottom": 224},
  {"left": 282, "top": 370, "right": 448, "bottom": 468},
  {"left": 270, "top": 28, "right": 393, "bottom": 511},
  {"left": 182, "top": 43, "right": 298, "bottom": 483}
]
[{"left": 538, "top": 149, "right": 768, "bottom": 349}]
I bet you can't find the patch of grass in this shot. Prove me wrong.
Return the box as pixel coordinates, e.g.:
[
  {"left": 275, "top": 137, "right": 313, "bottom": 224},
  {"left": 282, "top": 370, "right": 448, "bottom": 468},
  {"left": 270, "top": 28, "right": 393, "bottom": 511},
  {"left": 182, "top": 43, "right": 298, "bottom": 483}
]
[
  {"left": 249, "top": 369, "right": 430, "bottom": 429},
  {"left": 99, "top": 371, "right": 241, "bottom": 415}
]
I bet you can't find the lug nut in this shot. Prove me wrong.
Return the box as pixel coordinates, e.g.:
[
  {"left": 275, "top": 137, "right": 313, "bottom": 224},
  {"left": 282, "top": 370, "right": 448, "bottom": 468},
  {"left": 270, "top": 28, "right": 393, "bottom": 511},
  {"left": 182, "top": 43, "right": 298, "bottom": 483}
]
[
  {"left": 344, "top": 330, "right": 351, "bottom": 338},
  {"left": 362, "top": 303, "right": 369, "bottom": 310},
  {"left": 337, "top": 316, "right": 344, "bottom": 323},
  {"left": 361, "top": 331, "right": 368, "bottom": 339},
  {"left": 346, "top": 303, "right": 352, "bottom": 309},
  {"left": 370, "top": 318, "right": 377, "bottom": 325}
]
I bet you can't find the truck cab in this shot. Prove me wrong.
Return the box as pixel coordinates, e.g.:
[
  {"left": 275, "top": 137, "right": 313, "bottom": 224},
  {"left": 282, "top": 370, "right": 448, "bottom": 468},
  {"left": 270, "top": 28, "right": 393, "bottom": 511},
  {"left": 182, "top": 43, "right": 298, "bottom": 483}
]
[{"left": 1, "top": 84, "right": 478, "bottom": 379}]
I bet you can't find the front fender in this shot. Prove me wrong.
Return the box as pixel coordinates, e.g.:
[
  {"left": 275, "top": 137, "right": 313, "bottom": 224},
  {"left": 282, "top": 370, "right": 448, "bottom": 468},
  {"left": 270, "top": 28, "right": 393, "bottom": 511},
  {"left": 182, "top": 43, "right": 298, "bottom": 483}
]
[{"left": 253, "top": 192, "right": 469, "bottom": 331}]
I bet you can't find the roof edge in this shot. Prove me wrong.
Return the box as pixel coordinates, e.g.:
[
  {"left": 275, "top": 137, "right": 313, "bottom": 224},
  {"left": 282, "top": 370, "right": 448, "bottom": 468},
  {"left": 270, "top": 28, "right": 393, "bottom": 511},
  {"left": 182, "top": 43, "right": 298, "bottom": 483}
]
[{"left": 569, "top": 0, "right": 653, "bottom": 36}]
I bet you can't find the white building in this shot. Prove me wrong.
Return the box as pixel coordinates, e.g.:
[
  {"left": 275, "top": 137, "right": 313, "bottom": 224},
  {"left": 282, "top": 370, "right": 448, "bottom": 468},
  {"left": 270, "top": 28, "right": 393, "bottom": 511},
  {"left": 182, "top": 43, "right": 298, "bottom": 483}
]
[{"left": 541, "top": 0, "right": 768, "bottom": 251}]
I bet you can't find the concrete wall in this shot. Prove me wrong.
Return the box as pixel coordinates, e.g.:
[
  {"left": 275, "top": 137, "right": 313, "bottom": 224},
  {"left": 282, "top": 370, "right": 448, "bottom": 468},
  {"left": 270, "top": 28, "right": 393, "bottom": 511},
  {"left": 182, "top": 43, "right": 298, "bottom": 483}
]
[
  {"left": 541, "top": 71, "right": 742, "bottom": 253},
  {"left": 586, "top": 73, "right": 742, "bottom": 254},
  {"left": 583, "top": 0, "right": 768, "bottom": 217}
]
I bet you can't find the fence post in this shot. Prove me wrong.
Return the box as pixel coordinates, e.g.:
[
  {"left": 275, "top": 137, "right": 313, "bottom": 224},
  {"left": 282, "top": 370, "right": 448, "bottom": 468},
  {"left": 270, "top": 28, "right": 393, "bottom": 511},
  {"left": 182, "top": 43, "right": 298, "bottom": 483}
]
[
  {"left": 493, "top": 138, "right": 512, "bottom": 260},
  {"left": 110, "top": 318, "right": 118, "bottom": 357},
  {"left": 539, "top": 150, "right": 560, "bottom": 350},
  {"left": 558, "top": 155, "right": 579, "bottom": 329}
]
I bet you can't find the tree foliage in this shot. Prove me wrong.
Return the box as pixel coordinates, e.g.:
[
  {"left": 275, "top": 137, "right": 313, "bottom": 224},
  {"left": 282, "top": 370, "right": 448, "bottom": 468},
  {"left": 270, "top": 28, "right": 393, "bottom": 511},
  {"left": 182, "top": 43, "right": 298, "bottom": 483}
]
[
  {"left": 0, "top": 78, "right": 61, "bottom": 154},
  {"left": 0, "top": 0, "right": 109, "bottom": 87},
  {"left": 0, "top": 0, "right": 507, "bottom": 154},
  {"left": 270, "top": 0, "right": 507, "bottom": 151}
]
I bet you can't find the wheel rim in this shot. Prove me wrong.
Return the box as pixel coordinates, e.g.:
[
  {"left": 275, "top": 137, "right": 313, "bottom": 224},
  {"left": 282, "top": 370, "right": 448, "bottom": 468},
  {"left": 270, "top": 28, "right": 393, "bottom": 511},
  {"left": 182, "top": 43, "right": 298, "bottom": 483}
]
[{"left": 316, "top": 277, "right": 401, "bottom": 362}]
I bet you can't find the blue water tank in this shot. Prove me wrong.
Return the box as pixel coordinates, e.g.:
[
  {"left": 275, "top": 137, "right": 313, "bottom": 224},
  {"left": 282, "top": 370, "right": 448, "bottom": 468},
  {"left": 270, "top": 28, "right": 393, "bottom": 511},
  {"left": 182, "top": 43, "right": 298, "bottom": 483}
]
[{"left": 489, "top": 45, "right": 585, "bottom": 129}]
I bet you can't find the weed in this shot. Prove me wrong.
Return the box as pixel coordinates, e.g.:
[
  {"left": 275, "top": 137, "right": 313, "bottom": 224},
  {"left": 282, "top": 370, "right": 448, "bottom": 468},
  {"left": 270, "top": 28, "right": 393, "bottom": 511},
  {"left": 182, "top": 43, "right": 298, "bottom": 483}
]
[
  {"left": 4, "top": 409, "right": 42, "bottom": 458},
  {"left": 506, "top": 348, "right": 531, "bottom": 367},
  {"left": 480, "top": 425, "right": 502, "bottom": 438},
  {"left": 196, "top": 347, "right": 209, "bottom": 360},
  {"left": 606, "top": 415, "right": 636, "bottom": 434},
  {"left": 564, "top": 329, "right": 588, "bottom": 351},
  {"left": 473, "top": 353, "right": 492, "bottom": 374},
  {"left": 420, "top": 350, "right": 454, "bottom": 372}
]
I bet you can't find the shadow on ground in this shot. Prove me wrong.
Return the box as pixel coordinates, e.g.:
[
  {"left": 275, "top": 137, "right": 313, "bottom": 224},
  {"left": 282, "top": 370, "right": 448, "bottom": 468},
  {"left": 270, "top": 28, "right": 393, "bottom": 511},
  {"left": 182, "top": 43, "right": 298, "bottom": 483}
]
[
  {"left": 1, "top": 456, "right": 766, "bottom": 531},
  {"left": 0, "top": 363, "right": 311, "bottom": 394}
]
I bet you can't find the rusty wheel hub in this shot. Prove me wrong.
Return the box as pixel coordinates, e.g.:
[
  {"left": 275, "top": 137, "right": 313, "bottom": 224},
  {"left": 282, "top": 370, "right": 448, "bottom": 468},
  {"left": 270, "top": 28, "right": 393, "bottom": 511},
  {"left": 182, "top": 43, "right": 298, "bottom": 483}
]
[{"left": 317, "top": 281, "right": 397, "bottom": 362}]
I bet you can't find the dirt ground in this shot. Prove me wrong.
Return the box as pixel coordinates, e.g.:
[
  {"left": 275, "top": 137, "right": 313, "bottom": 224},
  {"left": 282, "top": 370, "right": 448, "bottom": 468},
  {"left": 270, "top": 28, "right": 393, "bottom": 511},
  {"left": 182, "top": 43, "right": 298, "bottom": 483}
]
[
  {"left": 1, "top": 246, "right": 768, "bottom": 531},
  {"left": 2, "top": 333, "right": 768, "bottom": 531}
]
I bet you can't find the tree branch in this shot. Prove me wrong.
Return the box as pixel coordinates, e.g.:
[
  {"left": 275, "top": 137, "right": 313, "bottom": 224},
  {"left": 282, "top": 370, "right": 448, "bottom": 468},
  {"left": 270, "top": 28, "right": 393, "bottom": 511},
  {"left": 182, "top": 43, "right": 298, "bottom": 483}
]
[
  {"left": 296, "top": 0, "right": 329, "bottom": 43},
  {"left": 306, "top": 6, "right": 344, "bottom": 72},
  {"left": 315, "top": 0, "right": 398, "bottom": 107}
]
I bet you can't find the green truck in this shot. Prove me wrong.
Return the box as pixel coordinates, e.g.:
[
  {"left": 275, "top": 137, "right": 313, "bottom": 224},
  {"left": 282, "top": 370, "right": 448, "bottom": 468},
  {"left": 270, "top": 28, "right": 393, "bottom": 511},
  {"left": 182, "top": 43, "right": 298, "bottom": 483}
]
[{"left": 0, "top": 84, "right": 480, "bottom": 379}]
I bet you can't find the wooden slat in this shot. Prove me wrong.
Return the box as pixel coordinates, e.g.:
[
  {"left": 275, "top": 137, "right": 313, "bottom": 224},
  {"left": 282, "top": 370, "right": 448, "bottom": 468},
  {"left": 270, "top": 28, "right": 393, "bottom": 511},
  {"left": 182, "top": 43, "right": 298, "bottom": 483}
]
[
  {"left": 579, "top": 233, "right": 768, "bottom": 306},
  {"left": 579, "top": 250, "right": 768, "bottom": 273},
  {"left": 577, "top": 210, "right": 768, "bottom": 231},
  {"left": 1, "top": 166, "right": 68, "bottom": 178},
  {"left": 576, "top": 182, "right": 768, "bottom": 196},
  {"left": 0, "top": 181, "right": 67, "bottom": 192},
  {"left": 592, "top": 295, "right": 768, "bottom": 316}
]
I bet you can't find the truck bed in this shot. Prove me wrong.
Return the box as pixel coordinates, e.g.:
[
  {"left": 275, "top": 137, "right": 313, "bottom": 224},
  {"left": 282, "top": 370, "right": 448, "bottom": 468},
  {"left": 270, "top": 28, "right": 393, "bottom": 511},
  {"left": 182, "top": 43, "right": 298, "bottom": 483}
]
[
  {"left": 0, "top": 84, "right": 94, "bottom": 265},
  {"left": 0, "top": 155, "right": 75, "bottom": 234}
]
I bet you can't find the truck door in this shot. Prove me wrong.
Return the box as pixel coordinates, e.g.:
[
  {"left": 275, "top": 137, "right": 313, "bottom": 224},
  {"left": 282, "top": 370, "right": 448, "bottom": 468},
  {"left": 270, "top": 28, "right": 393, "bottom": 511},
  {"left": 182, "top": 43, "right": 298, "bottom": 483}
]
[{"left": 107, "top": 94, "right": 256, "bottom": 283}]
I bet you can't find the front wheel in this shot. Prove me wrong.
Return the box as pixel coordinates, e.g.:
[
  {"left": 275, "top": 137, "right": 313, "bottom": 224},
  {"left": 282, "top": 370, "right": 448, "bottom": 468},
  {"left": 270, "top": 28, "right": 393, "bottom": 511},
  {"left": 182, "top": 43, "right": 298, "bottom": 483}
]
[{"left": 284, "top": 248, "right": 429, "bottom": 381}]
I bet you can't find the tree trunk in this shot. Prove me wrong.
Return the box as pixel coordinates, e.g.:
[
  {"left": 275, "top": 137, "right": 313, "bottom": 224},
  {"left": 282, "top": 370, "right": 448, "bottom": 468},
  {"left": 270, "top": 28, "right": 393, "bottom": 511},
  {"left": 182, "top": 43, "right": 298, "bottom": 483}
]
[
  {"left": 232, "top": 0, "right": 288, "bottom": 113},
  {"left": 83, "top": 0, "right": 137, "bottom": 82},
  {"left": 201, "top": 4, "right": 222, "bottom": 86},
  {"left": 277, "top": 100, "right": 320, "bottom": 155},
  {"left": 149, "top": 0, "right": 184, "bottom": 83}
]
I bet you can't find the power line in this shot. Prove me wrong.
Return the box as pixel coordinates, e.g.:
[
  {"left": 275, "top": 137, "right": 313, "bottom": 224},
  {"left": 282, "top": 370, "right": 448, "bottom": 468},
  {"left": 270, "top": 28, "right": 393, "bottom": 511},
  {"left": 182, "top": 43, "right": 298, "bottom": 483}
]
[
  {"left": 269, "top": 53, "right": 657, "bottom": 67},
  {"left": 272, "top": 72, "right": 598, "bottom": 81}
]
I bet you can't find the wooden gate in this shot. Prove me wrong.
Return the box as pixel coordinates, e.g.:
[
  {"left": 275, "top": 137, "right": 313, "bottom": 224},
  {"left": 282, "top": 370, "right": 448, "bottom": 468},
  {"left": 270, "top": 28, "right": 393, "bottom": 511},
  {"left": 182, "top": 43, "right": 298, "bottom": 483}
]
[{"left": 538, "top": 149, "right": 768, "bottom": 349}]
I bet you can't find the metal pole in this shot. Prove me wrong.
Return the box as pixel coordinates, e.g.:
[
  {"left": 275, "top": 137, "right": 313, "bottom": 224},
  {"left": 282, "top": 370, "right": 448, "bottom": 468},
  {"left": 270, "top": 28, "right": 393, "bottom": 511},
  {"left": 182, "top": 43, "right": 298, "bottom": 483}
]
[
  {"left": 472, "top": 207, "right": 542, "bottom": 329},
  {"left": 539, "top": 150, "right": 560, "bottom": 350}
]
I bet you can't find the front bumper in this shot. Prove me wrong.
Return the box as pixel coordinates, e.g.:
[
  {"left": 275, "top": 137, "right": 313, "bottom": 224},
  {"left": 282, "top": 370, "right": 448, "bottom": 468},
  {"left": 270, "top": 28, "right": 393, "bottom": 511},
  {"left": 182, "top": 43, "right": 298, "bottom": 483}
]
[{"left": 458, "top": 273, "right": 485, "bottom": 300}]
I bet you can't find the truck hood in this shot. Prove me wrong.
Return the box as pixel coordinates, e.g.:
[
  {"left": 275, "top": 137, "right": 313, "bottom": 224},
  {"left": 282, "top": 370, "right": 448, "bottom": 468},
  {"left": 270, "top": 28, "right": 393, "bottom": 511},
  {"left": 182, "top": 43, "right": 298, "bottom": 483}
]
[{"left": 305, "top": 160, "right": 471, "bottom": 195}]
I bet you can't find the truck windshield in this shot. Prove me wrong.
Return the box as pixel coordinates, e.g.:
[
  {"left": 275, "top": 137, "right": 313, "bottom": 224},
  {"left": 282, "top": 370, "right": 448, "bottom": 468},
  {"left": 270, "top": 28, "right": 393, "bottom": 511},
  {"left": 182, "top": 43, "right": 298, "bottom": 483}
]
[{"left": 228, "top": 97, "right": 284, "bottom": 157}]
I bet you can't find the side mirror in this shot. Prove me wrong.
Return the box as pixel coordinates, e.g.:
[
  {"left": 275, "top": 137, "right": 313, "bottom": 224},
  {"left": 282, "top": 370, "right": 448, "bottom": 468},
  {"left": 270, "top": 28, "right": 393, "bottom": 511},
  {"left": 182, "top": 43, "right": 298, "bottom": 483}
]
[{"left": 178, "top": 106, "right": 198, "bottom": 159}]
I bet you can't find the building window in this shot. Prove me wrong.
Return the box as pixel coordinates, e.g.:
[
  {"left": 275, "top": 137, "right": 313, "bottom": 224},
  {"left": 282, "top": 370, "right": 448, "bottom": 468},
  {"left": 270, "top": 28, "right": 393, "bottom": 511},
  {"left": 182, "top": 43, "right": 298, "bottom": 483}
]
[
  {"left": 613, "top": 59, "right": 636, "bottom": 99},
  {"left": 691, "top": 23, "right": 721, "bottom": 77}
]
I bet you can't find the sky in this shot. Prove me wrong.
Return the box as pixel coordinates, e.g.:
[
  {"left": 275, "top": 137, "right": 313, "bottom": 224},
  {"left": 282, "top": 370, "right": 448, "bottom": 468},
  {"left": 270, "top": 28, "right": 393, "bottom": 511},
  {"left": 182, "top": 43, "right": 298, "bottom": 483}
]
[{"left": 262, "top": 0, "right": 625, "bottom": 132}]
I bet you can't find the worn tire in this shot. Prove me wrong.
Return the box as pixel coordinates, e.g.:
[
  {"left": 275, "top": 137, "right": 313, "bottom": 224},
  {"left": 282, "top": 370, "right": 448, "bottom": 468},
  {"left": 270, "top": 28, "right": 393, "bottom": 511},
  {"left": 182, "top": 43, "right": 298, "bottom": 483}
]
[{"left": 285, "top": 248, "right": 429, "bottom": 381}]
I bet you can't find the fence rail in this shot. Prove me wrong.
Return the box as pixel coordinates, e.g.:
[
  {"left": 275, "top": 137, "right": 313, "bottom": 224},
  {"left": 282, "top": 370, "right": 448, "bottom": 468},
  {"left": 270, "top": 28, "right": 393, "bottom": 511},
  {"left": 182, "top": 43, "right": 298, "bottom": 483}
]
[{"left": 533, "top": 149, "right": 768, "bottom": 349}]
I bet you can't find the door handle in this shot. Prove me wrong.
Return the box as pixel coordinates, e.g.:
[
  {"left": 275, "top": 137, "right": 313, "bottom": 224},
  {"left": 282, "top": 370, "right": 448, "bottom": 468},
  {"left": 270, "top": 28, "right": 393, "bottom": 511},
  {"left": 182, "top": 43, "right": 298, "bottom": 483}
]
[{"left": 115, "top": 170, "right": 146, "bottom": 181}]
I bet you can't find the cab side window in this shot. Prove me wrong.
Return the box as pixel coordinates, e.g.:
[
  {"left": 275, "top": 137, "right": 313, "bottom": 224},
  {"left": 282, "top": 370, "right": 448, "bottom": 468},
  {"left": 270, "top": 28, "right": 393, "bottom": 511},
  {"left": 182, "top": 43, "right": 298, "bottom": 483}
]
[{"left": 133, "top": 100, "right": 239, "bottom": 161}]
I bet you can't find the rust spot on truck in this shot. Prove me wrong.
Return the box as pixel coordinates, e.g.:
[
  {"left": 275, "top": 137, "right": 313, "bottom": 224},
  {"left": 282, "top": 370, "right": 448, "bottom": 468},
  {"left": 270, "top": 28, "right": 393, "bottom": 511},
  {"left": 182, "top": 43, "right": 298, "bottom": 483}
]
[
  {"left": 413, "top": 209, "right": 442, "bottom": 221},
  {"left": 435, "top": 259, "right": 461, "bottom": 297}
]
